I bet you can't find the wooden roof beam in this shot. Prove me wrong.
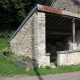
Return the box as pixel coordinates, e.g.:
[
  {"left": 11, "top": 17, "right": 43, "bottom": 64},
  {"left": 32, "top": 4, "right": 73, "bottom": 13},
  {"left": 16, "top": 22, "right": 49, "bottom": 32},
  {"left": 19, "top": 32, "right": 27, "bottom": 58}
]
[
  {"left": 38, "top": 4, "right": 80, "bottom": 19},
  {"left": 38, "top": 5, "right": 62, "bottom": 15},
  {"left": 46, "top": 32, "right": 72, "bottom": 35}
]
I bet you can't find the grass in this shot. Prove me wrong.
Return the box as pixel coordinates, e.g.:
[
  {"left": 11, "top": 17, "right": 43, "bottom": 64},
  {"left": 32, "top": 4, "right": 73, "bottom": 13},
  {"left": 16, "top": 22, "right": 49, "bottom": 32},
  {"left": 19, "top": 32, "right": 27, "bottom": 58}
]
[
  {"left": 0, "top": 31, "right": 27, "bottom": 76},
  {"left": 0, "top": 31, "right": 80, "bottom": 76},
  {"left": 10, "top": 54, "right": 26, "bottom": 61},
  {"left": 0, "top": 54, "right": 26, "bottom": 76},
  {"left": 0, "top": 38, "right": 9, "bottom": 51},
  {"left": 0, "top": 30, "right": 14, "bottom": 50},
  {"left": 0, "top": 54, "right": 80, "bottom": 76},
  {"left": 26, "top": 65, "right": 80, "bottom": 76}
]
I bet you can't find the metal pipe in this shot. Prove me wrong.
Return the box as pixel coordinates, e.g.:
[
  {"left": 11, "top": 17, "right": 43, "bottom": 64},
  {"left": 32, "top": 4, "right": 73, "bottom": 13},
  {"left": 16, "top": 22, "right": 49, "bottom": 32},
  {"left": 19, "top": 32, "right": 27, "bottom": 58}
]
[{"left": 50, "top": 0, "right": 56, "bottom": 7}]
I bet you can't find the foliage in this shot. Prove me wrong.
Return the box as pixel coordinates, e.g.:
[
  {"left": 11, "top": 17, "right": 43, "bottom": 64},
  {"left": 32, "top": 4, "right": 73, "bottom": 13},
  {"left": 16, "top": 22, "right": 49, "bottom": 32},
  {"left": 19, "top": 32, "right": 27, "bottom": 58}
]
[
  {"left": 45, "top": 66, "right": 52, "bottom": 69},
  {"left": 0, "top": 0, "right": 26, "bottom": 31},
  {"left": 27, "top": 65, "right": 80, "bottom": 76},
  {"left": 10, "top": 54, "right": 26, "bottom": 61},
  {"left": 0, "top": 54, "right": 80, "bottom": 77},
  {"left": 0, "top": 0, "right": 53, "bottom": 31},
  {"left": 0, "top": 54, "right": 26, "bottom": 76},
  {"left": 51, "top": 60, "right": 57, "bottom": 66},
  {"left": 0, "top": 30, "right": 14, "bottom": 50}
]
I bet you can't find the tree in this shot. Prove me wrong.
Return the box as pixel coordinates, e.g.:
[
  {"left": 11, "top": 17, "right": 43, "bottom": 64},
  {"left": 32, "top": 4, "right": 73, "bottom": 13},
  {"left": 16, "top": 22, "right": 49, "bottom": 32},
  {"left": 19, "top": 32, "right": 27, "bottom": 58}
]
[
  {"left": 0, "top": 0, "right": 26, "bottom": 31},
  {"left": 0, "top": 0, "right": 53, "bottom": 31}
]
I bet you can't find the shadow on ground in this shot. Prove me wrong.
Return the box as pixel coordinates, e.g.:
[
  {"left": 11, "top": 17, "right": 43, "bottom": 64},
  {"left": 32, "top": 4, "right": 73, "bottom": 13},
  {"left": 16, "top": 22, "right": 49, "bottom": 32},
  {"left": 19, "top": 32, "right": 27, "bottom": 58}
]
[{"left": 34, "top": 68, "right": 43, "bottom": 80}]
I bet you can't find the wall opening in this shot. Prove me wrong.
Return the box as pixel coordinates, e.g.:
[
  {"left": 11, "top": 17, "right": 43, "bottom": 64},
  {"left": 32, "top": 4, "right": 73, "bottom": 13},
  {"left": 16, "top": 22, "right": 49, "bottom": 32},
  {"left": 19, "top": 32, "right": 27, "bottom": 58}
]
[{"left": 45, "top": 13, "right": 72, "bottom": 64}]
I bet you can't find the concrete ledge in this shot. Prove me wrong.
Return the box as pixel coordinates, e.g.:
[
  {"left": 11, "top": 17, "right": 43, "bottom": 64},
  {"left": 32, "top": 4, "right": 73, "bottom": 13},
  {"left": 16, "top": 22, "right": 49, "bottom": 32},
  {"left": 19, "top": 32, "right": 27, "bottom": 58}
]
[
  {"left": 57, "top": 50, "right": 80, "bottom": 54},
  {"left": 7, "top": 57, "right": 36, "bottom": 70},
  {"left": 46, "top": 53, "right": 50, "bottom": 56},
  {"left": 15, "top": 60, "right": 36, "bottom": 70}
]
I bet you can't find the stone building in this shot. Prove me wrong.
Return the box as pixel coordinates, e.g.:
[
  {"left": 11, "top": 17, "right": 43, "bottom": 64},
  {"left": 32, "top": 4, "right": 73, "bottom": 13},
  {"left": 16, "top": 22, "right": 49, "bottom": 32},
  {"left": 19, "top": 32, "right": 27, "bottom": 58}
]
[{"left": 9, "top": 0, "right": 80, "bottom": 67}]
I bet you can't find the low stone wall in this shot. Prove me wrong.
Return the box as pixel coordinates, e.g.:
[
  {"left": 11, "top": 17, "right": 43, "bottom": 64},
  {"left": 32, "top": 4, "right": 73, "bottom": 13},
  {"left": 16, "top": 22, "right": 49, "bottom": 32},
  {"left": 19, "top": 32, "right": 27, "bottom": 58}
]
[
  {"left": 36, "top": 53, "right": 50, "bottom": 67},
  {"left": 57, "top": 50, "right": 80, "bottom": 66},
  {"left": 15, "top": 60, "right": 36, "bottom": 70},
  {"left": 7, "top": 57, "right": 36, "bottom": 70}
]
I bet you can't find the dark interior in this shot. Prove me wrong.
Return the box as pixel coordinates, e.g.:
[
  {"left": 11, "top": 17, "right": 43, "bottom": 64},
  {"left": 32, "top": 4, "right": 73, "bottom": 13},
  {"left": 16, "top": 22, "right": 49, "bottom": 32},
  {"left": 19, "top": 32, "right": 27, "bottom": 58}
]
[{"left": 45, "top": 13, "right": 80, "bottom": 61}]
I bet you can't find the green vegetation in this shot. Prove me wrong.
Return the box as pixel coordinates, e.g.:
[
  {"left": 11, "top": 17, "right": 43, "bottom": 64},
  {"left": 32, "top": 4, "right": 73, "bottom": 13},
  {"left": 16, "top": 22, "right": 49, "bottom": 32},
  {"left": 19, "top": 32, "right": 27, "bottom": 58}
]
[
  {"left": 0, "top": 0, "right": 80, "bottom": 77},
  {"left": 27, "top": 65, "right": 80, "bottom": 76},
  {"left": 0, "top": 54, "right": 26, "bottom": 76},
  {"left": 0, "top": 31, "right": 14, "bottom": 50},
  {"left": 10, "top": 54, "right": 26, "bottom": 61},
  {"left": 52, "top": 60, "right": 57, "bottom": 66},
  {"left": 0, "top": 54, "right": 80, "bottom": 76},
  {"left": 0, "top": 0, "right": 53, "bottom": 31},
  {"left": 0, "top": 31, "right": 80, "bottom": 77}
]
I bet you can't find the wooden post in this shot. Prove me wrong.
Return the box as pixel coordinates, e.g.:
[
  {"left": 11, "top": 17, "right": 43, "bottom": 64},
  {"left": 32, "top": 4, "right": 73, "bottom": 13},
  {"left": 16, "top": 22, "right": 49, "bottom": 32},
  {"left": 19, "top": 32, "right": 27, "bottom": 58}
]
[{"left": 72, "top": 18, "right": 75, "bottom": 43}]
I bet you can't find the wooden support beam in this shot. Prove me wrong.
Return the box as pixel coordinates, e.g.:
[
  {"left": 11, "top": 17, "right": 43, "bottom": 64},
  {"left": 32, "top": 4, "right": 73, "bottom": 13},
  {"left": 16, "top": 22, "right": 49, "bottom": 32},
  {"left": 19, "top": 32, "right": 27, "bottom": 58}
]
[
  {"left": 47, "top": 17, "right": 62, "bottom": 30},
  {"left": 38, "top": 5, "right": 62, "bottom": 15},
  {"left": 72, "top": 18, "right": 75, "bottom": 43},
  {"left": 46, "top": 32, "right": 72, "bottom": 35}
]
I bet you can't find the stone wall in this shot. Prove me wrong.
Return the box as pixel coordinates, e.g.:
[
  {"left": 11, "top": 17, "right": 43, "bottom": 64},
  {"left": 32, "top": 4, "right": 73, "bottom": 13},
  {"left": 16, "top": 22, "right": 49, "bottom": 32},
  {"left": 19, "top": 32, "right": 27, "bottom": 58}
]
[
  {"left": 10, "top": 12, "right": 36, "bottom": 58},
  {"left": 33, "top": 12, "right": 50, "bottom": 67},
  {"left": 33, "top": 12, "right": 46, "bottom": 57},
  {"left": 57, "top": 51, "right": 80, "bottom": 66},
  {"left": 53, "top": 0, "right": 80, "bottom": 14},
  {"left": 10, "top": 11, "right": 50, "bottom": 67}
]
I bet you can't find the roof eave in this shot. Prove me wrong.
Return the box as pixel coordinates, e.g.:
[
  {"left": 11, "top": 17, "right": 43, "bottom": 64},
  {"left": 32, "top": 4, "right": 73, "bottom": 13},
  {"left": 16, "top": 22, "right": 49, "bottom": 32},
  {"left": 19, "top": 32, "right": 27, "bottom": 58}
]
[
  {"left": 8, "top": 4, "right": 80, "bottom": 43},
  {"left": 38, "top": 5, "right": 62, "bottom": 15},
  {"left": 38, "top": 5, "right": 80, "bottom": 19}
]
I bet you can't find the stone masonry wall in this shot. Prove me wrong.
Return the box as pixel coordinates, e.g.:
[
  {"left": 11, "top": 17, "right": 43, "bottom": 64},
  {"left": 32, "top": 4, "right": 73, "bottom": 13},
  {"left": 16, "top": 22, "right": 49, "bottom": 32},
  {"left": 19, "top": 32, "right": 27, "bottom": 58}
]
[
  {"left": 33, "top": 12, "right": 46, "bottom": 57},
  {"left": 57, "top": 51, "right": 80, "bottom": 66},
  {"left": 10, "top": 11, "right": 50, "bottom": 66},
  {"left": 33, "top": 12, "right": 50, "bottom": 66},
  {"left": 10, "top": 12, "right": 36, "bottom": 58},
  {"left": 53, "top": 0, "right": 80, "bottom": 14}
]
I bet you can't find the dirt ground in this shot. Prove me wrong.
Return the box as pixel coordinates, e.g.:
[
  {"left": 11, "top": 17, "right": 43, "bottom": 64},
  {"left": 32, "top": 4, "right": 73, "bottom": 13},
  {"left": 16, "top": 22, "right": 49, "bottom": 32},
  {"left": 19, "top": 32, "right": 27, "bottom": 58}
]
[{"left": 0, "top": 71, "right": 80, "bottom": 80}]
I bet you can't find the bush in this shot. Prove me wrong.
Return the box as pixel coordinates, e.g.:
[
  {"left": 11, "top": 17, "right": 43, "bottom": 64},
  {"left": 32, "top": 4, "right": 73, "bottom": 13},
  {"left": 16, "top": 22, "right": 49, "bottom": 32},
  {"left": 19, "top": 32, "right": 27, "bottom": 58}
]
[{"left": 0, "top": 30, "right": 14, "bottom": 50}]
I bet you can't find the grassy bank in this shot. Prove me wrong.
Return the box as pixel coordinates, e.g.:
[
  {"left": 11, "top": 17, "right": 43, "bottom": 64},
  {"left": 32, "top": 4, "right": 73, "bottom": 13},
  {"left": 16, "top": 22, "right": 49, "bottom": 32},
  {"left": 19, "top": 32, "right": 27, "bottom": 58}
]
[
  {"left": 0, "top": 31, "right": 14, "bottom": 50},
  {"left": 0, "top": 54, "right": 26, "bottom": 76},
  {"left": 0, "top": 31, "right": 80, "bottom": 77},
  {"left": 0, "top": 54, "right": 80, "bottom": 76}
]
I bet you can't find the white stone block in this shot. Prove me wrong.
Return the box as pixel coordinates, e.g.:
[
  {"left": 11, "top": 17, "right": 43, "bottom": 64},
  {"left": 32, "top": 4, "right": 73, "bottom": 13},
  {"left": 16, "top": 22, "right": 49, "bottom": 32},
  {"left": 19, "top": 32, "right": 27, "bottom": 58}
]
[
  {"left": 37, "top": 56, "right": 50, "bottom": 67},
  {"left": 38, "top": 43, "right": 45, "bottom": 50}
]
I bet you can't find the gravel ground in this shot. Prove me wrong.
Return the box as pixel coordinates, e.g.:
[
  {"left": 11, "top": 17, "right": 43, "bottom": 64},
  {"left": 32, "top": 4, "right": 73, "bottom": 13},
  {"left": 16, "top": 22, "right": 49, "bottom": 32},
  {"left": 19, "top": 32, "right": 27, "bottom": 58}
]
[{"left": 0, "top": 71, "right": 80, "bottom": 80}]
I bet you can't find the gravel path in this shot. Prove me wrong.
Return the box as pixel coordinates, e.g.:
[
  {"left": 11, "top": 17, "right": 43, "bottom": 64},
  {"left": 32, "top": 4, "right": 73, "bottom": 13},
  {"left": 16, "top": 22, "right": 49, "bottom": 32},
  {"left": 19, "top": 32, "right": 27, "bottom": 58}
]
[{"left": 0, "top": 71, "right": 80, "bottom": 80}]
